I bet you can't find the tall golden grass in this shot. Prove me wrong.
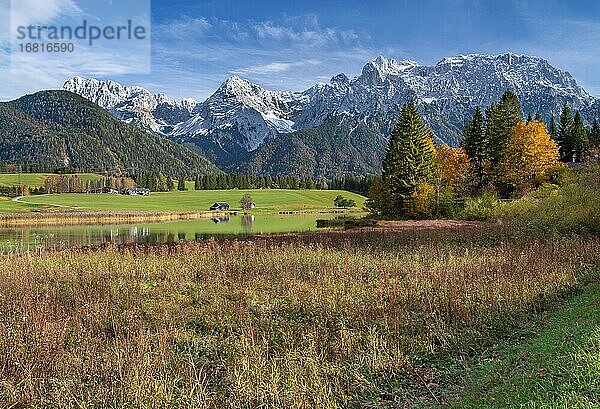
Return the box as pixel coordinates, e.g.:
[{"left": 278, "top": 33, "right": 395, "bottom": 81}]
[
  {"left": 0, "top": 229, "right": 598, "bottom": 407},
  {"left": 0, "top": 210, "right": 227, "bottom": 228}
]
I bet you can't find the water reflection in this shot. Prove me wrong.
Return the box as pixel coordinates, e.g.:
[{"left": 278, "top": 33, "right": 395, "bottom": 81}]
[
  {"left": 241, "top": 214, "right": 255, "bottom": 233},
  {"left": 0, "top": 213, "right": 345, "bottom": 251}
]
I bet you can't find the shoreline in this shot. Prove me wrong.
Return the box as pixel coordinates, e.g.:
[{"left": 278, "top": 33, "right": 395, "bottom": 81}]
[
  {"left": 0, "top": 210, "right": 229, "bottom": 228},
  {"left": 0, "top": 209, "right": 363, "bottom": 228}
]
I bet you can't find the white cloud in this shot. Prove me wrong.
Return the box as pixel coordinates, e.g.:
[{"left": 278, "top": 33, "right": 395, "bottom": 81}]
[
  {"left": 149, "top": 14, "right": 374, "bottom": 96},
  {"left": 156, "top": 14, "right": 363, "bottom": 49},
  {"left": 0, "top": 0, "right": 152, "bottom": 100},
  {"left": 10, "top": 0, "right": 82, "bottom": 27},
  {"left": 232, "top": 60, "right": 321, "bottom": 75},
  {"left": 0, "top": 11, "right": 377, "bottom": 101},
  {"left": 157, "top": 16, "right": 211, "bottom": 39},
  {"left": 251, "top": 19, "right": 360, "bottom": 48}
]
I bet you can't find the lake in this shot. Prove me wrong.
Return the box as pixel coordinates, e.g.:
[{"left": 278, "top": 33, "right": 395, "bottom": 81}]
[{"left": 0, "top": 213, "right": 346, "bottom": 251}]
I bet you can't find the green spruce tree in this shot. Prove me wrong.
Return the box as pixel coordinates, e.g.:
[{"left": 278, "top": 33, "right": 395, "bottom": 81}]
[
  {"left": 166, "top": 177, "right": 175, "bottom": 191},
  {"left": 461, "top": 106, "right": 487, "bottom": 189},
  {"left": 589, "top": 119, "right": 600, "bottom": 149},
  {"left": 572, "top": 111, "right": 589, "bottom": 162},
  {"left": 304, "top": 177, "right": 315, "bottom": 190},
  {"left": 177, "top": 177, "right": 187, "bottom": 191},
  {"left": 380, "top": 100, "right": 435, "bottom": 217},
  {"left": 156, "top": 172, "right": 168, "bottom": 192},
  {"left": 558, "top": 103, "right": 574, "bottom": 161},
  {"left": 485, "top": 90, "right": 522, "bottom": 176}
]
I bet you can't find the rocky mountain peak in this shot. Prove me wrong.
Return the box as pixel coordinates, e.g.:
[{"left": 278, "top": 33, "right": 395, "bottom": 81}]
[
  {"left": 359, "top": 56, "right": 422, "bottom": 86},
  {"left": 330, "top": 73, "right": 350, "bottom": 85},
  {"left": 64, "top": 53, "right": 599, "bottom": 170}
]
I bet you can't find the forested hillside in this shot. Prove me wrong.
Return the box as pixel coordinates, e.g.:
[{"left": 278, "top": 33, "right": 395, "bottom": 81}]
[
  {"left": 0, "top": 91, "right": 219, "bottom": 177},
  {"left": 235, "top": 117, "right": 387, "bottom": 178}
]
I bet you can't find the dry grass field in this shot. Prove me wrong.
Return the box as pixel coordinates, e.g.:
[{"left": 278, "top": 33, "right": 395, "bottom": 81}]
[{"left": 1, "top": 227, "right": 598, "bottom": 408}]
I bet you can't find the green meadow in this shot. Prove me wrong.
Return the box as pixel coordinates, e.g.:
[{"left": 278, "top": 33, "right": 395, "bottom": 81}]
[
  {"left": 0, "top": 173, "right": 102, "bottom": 187},
  {"left": 452, "top": 280, "right": 600, "bottom": 408},
  {"left": 14, "top": 189, "right": 366, "bottom": 213},
  {"left": 0, "top": 197, "right": 41, "bottom": 213}
]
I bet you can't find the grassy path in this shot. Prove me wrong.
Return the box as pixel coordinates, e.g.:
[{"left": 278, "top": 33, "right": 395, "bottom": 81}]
[
  {"left": 0, "top": 196, "right": 42, "bottom": 213},
  {"left": 451, "top": 279, "right": 600, "bottom": 408},
  {"left": 12, "top": 195, "right": 76, "bottom": 209}
]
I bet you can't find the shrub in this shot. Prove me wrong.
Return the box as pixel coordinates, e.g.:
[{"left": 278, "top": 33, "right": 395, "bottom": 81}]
[
  {"left": 435, "top": 190, "right": 457, "bottom": 219},
  {"left": 498, "top": 163, "right": 600, "bottom": 235},
  {"left": 403, "top": 182, "right": 436, "bottom": 219},
  {"left": 460, "top": 194, "right": 501, "bottom": 221},
  {"left": 333, "top": 195, "right": 356, "bottom": 208},
  {"left": 500, "top": 184, "right": 600, "bottom": 235}
]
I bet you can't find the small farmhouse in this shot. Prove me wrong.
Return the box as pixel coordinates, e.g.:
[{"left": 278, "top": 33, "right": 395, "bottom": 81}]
[
  {"left": 210, "top": 202, "right": 230, "bottom": 211},
  {"left": 123, "top": 188, "right": 150, "bottom": 196},
  {"left": 88, "top": 187, "right": 119, "bottom": 194}
]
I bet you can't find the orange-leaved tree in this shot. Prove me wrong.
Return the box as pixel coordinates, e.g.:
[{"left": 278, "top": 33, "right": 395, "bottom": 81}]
[
  {"left": 499, "top": 120, "right": 560, "bottom": 192},
  {"left": 435, "top": 144, "right": 470, "bottom": 193}
]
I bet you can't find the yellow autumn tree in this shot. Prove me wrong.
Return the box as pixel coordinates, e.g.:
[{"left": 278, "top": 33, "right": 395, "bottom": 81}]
[
  {"left": 403, "top": 182, "right": 436, "bottom": 219},
  {"left": 435, "top": 144, "right": 470, "bottom": 194},
  {"left": 499, "top": 120, "right": 560, "bottom": 191}
]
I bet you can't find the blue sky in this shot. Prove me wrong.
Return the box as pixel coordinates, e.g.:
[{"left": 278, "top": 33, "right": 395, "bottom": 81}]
[{"left": 1, "top": 0, "right": 600, "bottom": 100}]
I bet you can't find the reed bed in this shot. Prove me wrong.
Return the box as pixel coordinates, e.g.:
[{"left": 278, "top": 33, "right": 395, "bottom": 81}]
[
  {"left": 0, "top": 210, "right": 227, "bottom": 228},
  {"left": 0, "top": 229, "right": 598, "bottom": 408}
]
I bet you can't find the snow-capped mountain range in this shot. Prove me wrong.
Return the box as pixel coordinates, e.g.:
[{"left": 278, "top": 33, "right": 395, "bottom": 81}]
[
  {"left": 63, "top": 76, "right": 198, "bottom": 134},
  {"left": 64, "top": 53, "right": 598, "bottom": 168}
]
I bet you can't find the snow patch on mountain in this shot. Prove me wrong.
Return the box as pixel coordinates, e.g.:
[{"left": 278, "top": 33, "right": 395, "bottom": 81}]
[
  {"left": 64, "top": 53, "right": 598, "bottom": 161},
  {"left": 63, "top": 77, "right": 198, "bottom": 134},
  {"left": 168, "top": 76, "right": 299, "bottom": 151}
]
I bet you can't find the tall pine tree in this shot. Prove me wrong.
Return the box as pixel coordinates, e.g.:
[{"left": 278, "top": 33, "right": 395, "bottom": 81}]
[
  {"left": 177, "top": 177, "right": 187, "bottom": 191},
  {"left": 485, "top": 90, "right": 522, "bottom": 176},
  {"left": 590, "top": 119, "right": 600, "bottom": 149},
  {"left": 461, "top": 106, "right": 487, "bottom": 189},
  {"left": 381, "top": 100, "right": 435, "bottom": 217},
  {"left": 572, "top": 111, "right": 589, "bottom": 162},
  {"left": 558, "top": 103, "right": 574, "bottom": 161},
  {"left": 166, "top": 177, "right": 175, "bottom": 191}
]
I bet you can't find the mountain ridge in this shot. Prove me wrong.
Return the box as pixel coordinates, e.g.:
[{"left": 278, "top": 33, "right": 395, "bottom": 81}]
[
  {"left": 63, "top": 53, "right": 598, "bottom": 176},
  {"left": 64, "top": 77, "right": 199, "bottom": 134}
]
